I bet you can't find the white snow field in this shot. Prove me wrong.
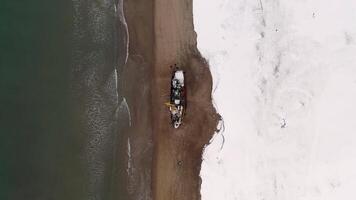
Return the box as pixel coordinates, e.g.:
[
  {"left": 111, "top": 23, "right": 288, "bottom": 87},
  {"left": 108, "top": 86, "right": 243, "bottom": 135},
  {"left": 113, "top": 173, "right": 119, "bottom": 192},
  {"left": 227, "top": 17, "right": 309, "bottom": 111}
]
[{"left": 194, "top": 0, "right": 356, "bottom": 199}]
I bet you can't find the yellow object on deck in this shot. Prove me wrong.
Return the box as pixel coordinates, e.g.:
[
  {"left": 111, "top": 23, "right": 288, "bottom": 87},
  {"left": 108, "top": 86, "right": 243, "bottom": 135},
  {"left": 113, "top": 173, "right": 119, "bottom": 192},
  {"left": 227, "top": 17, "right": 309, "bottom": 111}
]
[
  {"left": 165, "top": 102, "right": 174, "bottom": 107},
  {"left": 165, "top": 102, "right": 179, "bottom": 112}
]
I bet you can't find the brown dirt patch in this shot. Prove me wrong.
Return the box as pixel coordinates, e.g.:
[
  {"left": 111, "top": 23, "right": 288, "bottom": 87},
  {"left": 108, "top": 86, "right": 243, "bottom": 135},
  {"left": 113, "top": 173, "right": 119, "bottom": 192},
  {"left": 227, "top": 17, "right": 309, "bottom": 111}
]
[{"left": 122, "top": 0, "right": 219, "bottom": 199}]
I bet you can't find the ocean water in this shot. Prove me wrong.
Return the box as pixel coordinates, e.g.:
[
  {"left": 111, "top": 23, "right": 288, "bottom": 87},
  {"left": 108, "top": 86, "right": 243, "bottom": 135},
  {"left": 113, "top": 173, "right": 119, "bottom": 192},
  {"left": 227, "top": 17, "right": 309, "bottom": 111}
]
[{"left": 0, "top": 0, "right": 128, "bottom": 199}]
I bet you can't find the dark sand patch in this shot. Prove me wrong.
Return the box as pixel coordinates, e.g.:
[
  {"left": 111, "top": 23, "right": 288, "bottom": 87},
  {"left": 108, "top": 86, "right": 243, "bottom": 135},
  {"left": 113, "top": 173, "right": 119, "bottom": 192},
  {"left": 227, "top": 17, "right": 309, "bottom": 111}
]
[{"left": 122, "top": 0, "right": 218, "bottom": 199}]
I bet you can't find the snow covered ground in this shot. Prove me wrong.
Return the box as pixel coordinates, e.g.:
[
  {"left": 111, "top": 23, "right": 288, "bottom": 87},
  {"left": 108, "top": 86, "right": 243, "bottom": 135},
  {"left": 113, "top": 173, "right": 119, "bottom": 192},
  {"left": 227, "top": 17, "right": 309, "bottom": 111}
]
[{"left": 194, "top": 0, "right": 356, "bottom": 199}]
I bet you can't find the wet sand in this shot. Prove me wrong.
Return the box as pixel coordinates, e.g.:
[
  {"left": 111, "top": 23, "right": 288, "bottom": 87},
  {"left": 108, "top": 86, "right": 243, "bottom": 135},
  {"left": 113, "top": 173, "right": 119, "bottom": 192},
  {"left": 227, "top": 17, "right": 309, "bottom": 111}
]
[{"left": 122, "top": 0, "right": 218, "bottom": 199}]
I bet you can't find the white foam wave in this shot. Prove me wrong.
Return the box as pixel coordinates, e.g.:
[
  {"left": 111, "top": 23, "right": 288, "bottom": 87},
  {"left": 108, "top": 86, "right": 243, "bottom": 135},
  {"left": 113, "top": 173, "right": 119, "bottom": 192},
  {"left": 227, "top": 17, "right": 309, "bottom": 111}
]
[{"left": 119, "top": 97, "right": 132, "bottom": 127}]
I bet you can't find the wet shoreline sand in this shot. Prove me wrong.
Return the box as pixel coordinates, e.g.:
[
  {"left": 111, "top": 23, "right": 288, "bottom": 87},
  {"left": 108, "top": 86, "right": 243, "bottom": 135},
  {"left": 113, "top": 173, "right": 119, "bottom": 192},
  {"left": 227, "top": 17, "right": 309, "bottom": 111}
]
[{"left": 122, "top": 0, "right": 219, "bottom": 199}]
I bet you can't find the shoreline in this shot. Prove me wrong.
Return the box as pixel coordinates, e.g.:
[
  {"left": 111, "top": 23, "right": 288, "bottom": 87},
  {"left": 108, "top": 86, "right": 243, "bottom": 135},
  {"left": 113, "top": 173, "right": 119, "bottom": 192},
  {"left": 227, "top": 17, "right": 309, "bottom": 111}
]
[{"left": 122, "top": 0, "right": 218, "bottom": 199}]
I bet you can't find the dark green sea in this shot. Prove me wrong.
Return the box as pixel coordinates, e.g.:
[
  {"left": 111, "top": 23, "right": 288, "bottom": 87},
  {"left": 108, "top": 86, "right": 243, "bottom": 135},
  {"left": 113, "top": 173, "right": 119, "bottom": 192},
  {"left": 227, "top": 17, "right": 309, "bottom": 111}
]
[{"left": 0, "top": 0, "right": 129, "bottom": 199}]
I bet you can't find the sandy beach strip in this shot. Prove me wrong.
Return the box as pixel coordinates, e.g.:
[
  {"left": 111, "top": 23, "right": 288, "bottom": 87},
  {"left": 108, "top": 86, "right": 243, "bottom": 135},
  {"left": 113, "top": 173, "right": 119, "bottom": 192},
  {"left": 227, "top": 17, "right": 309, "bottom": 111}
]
[{"left": 122, "top": 0, "right": 218, "bottom": 199}]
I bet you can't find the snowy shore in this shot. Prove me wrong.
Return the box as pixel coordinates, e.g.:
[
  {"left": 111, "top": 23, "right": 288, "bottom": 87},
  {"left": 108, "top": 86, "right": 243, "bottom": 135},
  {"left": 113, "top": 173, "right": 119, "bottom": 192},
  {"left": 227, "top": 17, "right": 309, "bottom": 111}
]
[{"left": 194, "top": 0, "right": 356, "bottom": 199}]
